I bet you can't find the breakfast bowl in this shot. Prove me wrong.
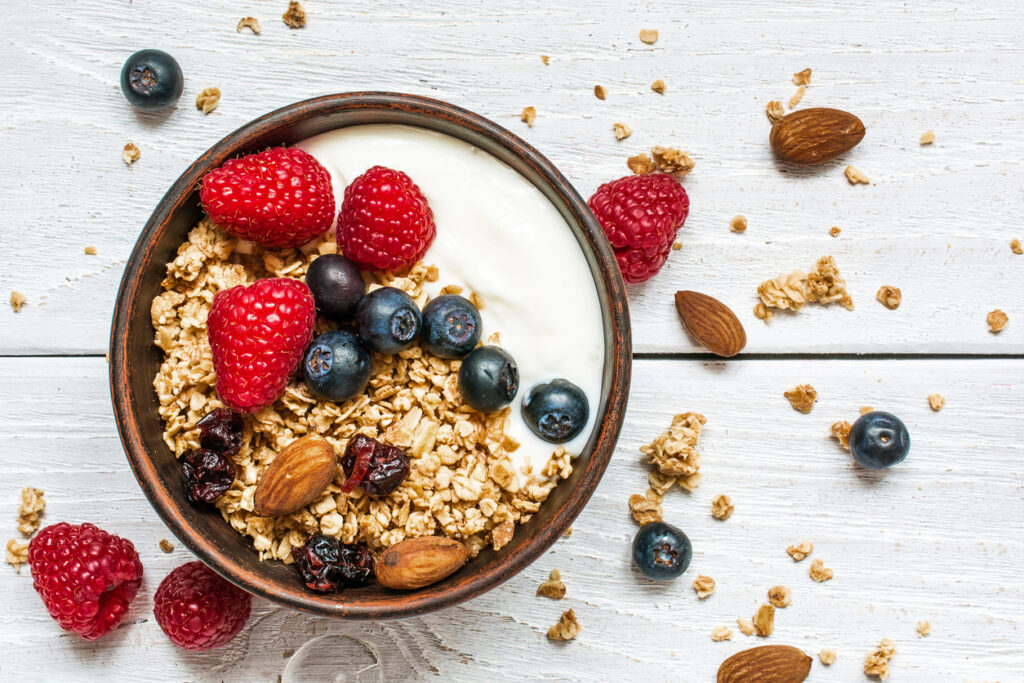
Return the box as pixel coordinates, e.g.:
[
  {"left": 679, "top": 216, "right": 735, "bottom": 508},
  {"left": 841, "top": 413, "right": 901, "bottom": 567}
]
[{"left": 110, "top": 92, "right": 631, "bottom": 619}]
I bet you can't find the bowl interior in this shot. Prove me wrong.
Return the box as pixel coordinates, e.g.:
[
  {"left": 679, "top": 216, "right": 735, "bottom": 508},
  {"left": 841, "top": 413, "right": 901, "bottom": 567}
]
[{"left": 110, "top": 93, "right": 630, "bottom": 618}]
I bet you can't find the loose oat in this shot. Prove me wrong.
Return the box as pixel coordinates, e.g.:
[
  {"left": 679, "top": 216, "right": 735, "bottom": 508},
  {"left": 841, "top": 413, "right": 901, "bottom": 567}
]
[
  {"left": 928, "top": 394, "right": 945, "bottom": 412},
  {"left": 819, "top": 649, "right": 836, "bottom": 666},
  {"left": 753, "top": 303, "right": 772, "bottom": 323},
  {"left": 876, "top": 285, "right": 901, "bottom": 310},
  {"left": 845, "top": 165, "right": 870, "bottom": 185},
  {"left": 196, "top": 87, "right": 221, "bottom": 115},
  {"left": 593, "top": 85, "right": 607, "bottom": 100},
  {"left": 629, "top": 491, "right": 663, "bottom": 525},
  {"left": 787, "top": 541, "right": 813, "bottom": 561},
  {"left": 123, "top": 142, "right": 141, "bottom": 165},
  {"left": 548, "top": 608, "right": 581, "bottom": 641},
  {"left": 920, "top": 130, "right": 936, "bottom": 145},
  {"left": 809, "top": 557, "right": 834, "bottom": 582},
  {"left": 864, "top": 638, "right": 896, "bottom": 680},
  {"left": 792, "top": 68, "right": 812, "bottom": 86},
  {"left": 627, "top": 153, "right": 655, "bottom": 175},
  {"left": 613, "top": 123, "right": 632, "bottom": 141},
  {"left": 159, "top": 539, "right": 175, "bottom": 553},
  {"left": 671, "top": 241, "right": 682, "bottom": 251},
  {"left": 768, "top": 585, "right": 792, "bottom": 608},
  {"left": 521, "top": 106, "right": 537, "bottom": 127},
  {"left": 540, "top": 55, "right": 550, "bottom": 65},
  {"left": 736, "top": 617, "right": 755, "bottom": 636},
  {"left": 9, "top": 291, "right": 26, "bottom": 313},
  {"left": 1011, "top": 238, "right": 1022, "bottom": 255},
  {"left": 829, "top": 226, "right": 841, "bottom": 237},
  {"left": 537, "top": 568, "right": 566, "bottom": 599},
  {"left": 17, "top": 487, "right": 45, "bottom": 537},
  {"left": 730, "top": 215, "right": 747, "bottom": 234},
  {"left": 766, "top": 100, "right": 785, "bottom": 124},
  {"left": 651, "top": 146, "right": 695, "bottom": 175},
  {"left": 639, "top": 412, "right": 706, "bottom": 494},
  {"left": 784, "top": 385, "right": 817, "bottom": 414},
  {"left": 916, "top": 620, "right": 931, "bottom": 637},
  {"left": 650, "top": 79, "right": 666, "bottom": 94},
  {"left": 757, "top": 270, "right": 807, "bottom": 316},
  {"left": 5, "top": 538, "right": 29, "bottom": 573},
  {"left": 282, "top": 0, "right": 306, "bottom": 28},
  {"left": 639, "top": 29, "right": 659, "bottom": 44},
  {"left": 987, "top": 309, "right": 1008, "bottom": 333},
  {"left": 692, "top": 574, "right": 715, "bottom": 599},
  {"left": 84, "top": 246, "right": 98, "bottom": 255},
  {"left": 711, "top": 625, "right": 733, "bottom": 642},
  {"left": 788, "top": 86, "right": 805, "bottom": 109},
  {"left": 753, "top": 603, "right": 775, "bottom": 636},
  {"left": 711, "top": 494, "right": 733, "bottom": 521},
  {"left": 237, "top": 16, "right": 262, "bottom": 34},
  {"left": 830, "top": 420, "right": 852, "bottom": 450}
]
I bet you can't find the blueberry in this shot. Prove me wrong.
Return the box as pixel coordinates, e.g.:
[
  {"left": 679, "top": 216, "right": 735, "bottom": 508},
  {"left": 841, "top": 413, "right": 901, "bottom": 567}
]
[
  {"left": 354, "top": 287, "right": 422, "bottom": 354},
  {"left": 119, "top": 49, "right": 184, "bottom": 111},
  {"left": 306, "top": 254, "right": 366, "bottom": 322},
  {"left": 521, "top": 378, "right": 589, "bottom": 443},
  {"left": 302, "top": 330, "right": 372, "bottom": 403},
  {"left": 849, "top": 410, "right": 910, "bottom": 470},
  {"left": 458, "top": 346, "right": 519, "bottom": 413},
  {"left": 421, "top": 295, "right": 481, "bottom": 359},
  {"left": 632, "top": 521, "right": 692, "bottom": 581}
]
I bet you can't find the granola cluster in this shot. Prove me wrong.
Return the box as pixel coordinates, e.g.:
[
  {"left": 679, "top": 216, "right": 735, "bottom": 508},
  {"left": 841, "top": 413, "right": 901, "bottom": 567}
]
[
  {"left": 639, "top": 412, "right": 706, "bottom": 494},
  {"left": 537, "top": 569, "right": 566, "bottom": 599},
  {"left": 151, "top": 221, "right": 573, "bottom": 563},
  {"left": 548, "top": 608, "right": 581, "bottom": 641},
  {"left": 17, "top": 487, "right": 45, "bottom": 536},
  {"left": 864, "top": 638, "right": 896, "bottom": 680}
]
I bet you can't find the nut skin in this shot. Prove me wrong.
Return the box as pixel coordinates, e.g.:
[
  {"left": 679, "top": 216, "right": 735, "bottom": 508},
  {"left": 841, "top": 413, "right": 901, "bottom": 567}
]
[
  {"left": 674, "top": 291, "right": 747, "bottom": 357},
  {"left": 769, "top": 108, "right": 866, "bottom": 165},
  {"left": 375, "top": 537, "right": 470, "bottom": 590},
  {"left": 717, "top": 645, "right": 812, "bottom": 683},
  {"left": 253, "top": 436, "right": 337, "bottom": 517}
]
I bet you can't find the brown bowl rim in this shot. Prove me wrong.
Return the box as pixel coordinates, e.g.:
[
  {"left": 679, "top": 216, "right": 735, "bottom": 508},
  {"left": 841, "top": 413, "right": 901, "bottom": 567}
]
[{"left": 109, "top": 92, "right": 631, "bottom": 619}]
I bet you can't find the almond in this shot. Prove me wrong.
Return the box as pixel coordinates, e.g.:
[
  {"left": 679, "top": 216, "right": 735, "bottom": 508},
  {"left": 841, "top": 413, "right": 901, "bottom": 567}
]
[
  {"left": 718, "top": 645, "right": 813, "bottom": 683},
  {"left": 375, "top": 536, "right": 470, "bottom": 590},
  {"left": 253, "top": 436, "right": 337, "bottom": 517},
  {"left": 769, "top": 108, "right": 866, "bottom": 165},
  {"left": 674, "top": 291, "right": 747, "bottom": 357}
]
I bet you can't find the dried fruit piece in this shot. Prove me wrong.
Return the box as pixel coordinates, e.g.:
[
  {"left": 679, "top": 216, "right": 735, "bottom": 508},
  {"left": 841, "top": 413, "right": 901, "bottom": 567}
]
[
  {"left": 294, "top": 535, "right": 374, "bottom": 593},
  {"left": 769, "top": 108, "right": 866, "bottom": 165},
  {"left": 182, "top": 449, "right": 235, "bottom": 503},
  {"left": 375, "top": 536, "right": 470, "bottom": 590},
  {"left": 674, "top": 291, "right": 747, "bottom": 357},
  {"left": 197, "top": 408, "right": 243, "bottom": 456},
  {"left": 717, "top": 645, "right": 812, "bottom": 683},
  {"left": 253, "top": 436, "right": 336, "bottom": 517},
  {"left": 340, "top": 434, "right": 410, "bottom": 497}
]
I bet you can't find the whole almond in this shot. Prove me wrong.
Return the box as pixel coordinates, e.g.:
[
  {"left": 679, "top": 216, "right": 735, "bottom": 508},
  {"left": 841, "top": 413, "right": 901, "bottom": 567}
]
[
  {"left": 253, "top": 436, "right": 337, "bottom": 517},
  {"left": 674, "top": 291, "right": 747, "bottom": 357},
  {"left": 718, "top": 645, "right": 812, "bottom": 683},
  {"left": 375, "top": 537, "right": 470, "bottom": 590},
  {"left": 769, "top": 108, "right": 866, "bottom": 165}
]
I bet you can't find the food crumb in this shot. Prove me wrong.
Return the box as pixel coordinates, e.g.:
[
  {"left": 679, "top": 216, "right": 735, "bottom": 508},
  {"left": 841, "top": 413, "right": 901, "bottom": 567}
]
[
  {"left": 236, "top": 16, "right": 262, "bottom": 34},
  {"left": 5, "top": 539, "right": 29, "bottom": 573},
  {"left": 627, "top": 153, "right": 655, "bottom": 175},
  {"left": 788, "top": 86, "right": 805, "bottom": 109},
  {"left": 753, "top": 603, "right": 775, "bottom": 637},
  {"left": 651, "top": 146, "right": 695, "bottom": 175},
  {"left": 753, "top": 303, "right": 772, "bottom": 323},
  {"left": 9, "top": 291, "right": 26, "bottom": 313},
  {"left": 806, "top": 255, "right": 854, "bottom": 310},
  {"left": 916, "top": 620, "right": 931, "bottom": 637},
  {"left": 84, "top": 246, "right": 98, "bottom": 255},
  {"left": 537, "top": 569, "right": 566, "bottom": 599},
  {"left": 122, "top": 142, "right": 141, "bottom": 165},
  {"left": 563, "top": 526, "right": 573, "bottom": 538},
  {"left": 920, "top": 130, "right": 936, "bottom": 145},
  {"left": 711, "top": 625, "right": 733, "bottom": 642},
  {"left": 711, "top": 494, "right": 734, "bottom": 521},
  {"left": 829, "top": 226, "right": 841, "bottom": 237},
  {"left": 520, "top": 106, "right": 537, "bottom": 127},
  {"left": 548, "top": 608, "right": 581, "bottom": 641},
  {"left": 692, "top": 574, "right": 715, "bottom": 599},
  {"left": 792, "top": 68, "right": 812, "bottom": 86},
  {"left": 819, "top": 649, "right": 837, "bottom": 666},
  {"left": 1011, "top": 238, "right": 1022, "bottom": 254},
  {"left": 809, "top": 558, "right": 834, "bottom": 582},
  {"left": 784, "top": 384, "right": 817, "bottom": 414},
  {"left": 787, "top": 541, "right": 813, "bottom": 562},
  {"left": 864, "top": 638, "right": 896, "bottom": 680},
  {"left": 860, "top": 405, "right": 873, "bottom": 415},
  {"left": 730, "top": 215, "right": 748, "bottom": 234},
  {"left": 159, "top": 539, "right": 175, "bottom": 553},
  {"left": 736, "top": 617, "right": 755, "bottom": 636},
  {"left": 845, "top": 165, "right": 870, "bottom": 185},
  {"left": 876, "top": 285, "right": 902, "bottom": 310},
  {"left": 768, "top": 585, "right": 792, "bottom": 608},
  {"left": 196, "top": 87, "right": 221, "bottom": 115},
  {"left": 987, "top": 309, "right": 1008, "bottom": 333},
  {"left": 540, "top": 55, "right": 550, "bottom": 65},
  {"left": 757, "top": 270, "right": 807, "bottom": 316},
  {"left": 594, "top": 85, "right": 607, "bottom": 100},
  {"left": 672, "top": 241, "right": 682, "bottom": 251},
  {"left": 282, "top": 0, "right": 307, "bottom": 28},
  {"left": 650, "top": 79, "right": 666, "bottom": 94},
  {"left": 830, "top": 420, "right": 852, "bottom": 450},
  {"left": 613, "top": 122, "right": 632, "bottom": 141},
  {"left": 17, "top": 487, "right": 45, "bottom": 537},
  {"left": 639, "top": 412, "right": 706, "bottom": 495},
  {"left": 766, "top": 100, "right": 785, "bottom": 124},
  {"left": 639, "top": 28, "right": 659, "bottom": 44},
  {"left": 628, "top": 491, "right": 663, "bottom": 526},
  {"left": 928, "top": 394, "right": 945, "bottom": 412}
]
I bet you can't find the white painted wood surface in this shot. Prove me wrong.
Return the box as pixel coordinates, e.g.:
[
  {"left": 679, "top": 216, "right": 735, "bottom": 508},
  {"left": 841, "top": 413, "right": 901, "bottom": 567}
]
[{"left": 2, "top": 1, "right": 1023, "bottom": 681}]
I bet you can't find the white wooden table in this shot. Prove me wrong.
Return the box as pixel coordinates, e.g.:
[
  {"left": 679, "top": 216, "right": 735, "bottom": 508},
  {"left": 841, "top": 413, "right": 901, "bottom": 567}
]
[{"left": 2, "top": 1, "right": 1022, "bottom": 680}]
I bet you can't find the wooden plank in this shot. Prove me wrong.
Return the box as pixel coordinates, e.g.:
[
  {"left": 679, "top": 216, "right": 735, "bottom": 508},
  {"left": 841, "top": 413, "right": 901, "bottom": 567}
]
[{"left": 0, "top": 356, "right": 1020, "bottom": 680}]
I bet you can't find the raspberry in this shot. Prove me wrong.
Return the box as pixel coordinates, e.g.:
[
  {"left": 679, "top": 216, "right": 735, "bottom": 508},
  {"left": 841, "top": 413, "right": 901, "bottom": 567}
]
[
  {"left": 208, "top": 277, "right": 316, "bottom": 413},
  {"left": 587, "top": 173, "right": 690, "bottom": 283},
  {"left": 153, "top": 561, "right": 252, "bottom": 650},
  {"left": 199, "top": 147, "right": 335, "bottom": 248},
  {"left": 337, "top": 166, "right": 436, "bottom": 271},
  {"left": 27, "top": 522, "right": 143, "bottom": 640}
]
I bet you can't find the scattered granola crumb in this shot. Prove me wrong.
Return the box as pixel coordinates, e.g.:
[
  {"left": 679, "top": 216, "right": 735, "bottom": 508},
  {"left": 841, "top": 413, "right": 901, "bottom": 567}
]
[
  {"left": 928, "top": 394, "right": 945, "bottom": 412},
  {"left": 17, "top": 488, "right": 45, "bottom": 537},
  {"left": 196, "top": 87, "right": 221, "bottom": 115},
  {"left": 282, "top": 0, "right": 306, "bottom": 28},
  {"left": 650, "top": 79, "right": 666, "bottom": 94},
  {"left": 159, "top": 539, "right": 175, "bottom": 553},
  {"left": 829, "top": 226, "right": 842, "bottom": 237},
  {"left": 469, "top": 291, "right": 485, "bottom": 311},
  {"left": 1011, "top": 238, "right": 1022, "bottom": 254},
  {"left": 784, "top": 384, "right": 817, "bottom": 414},
  {"left": 753, "top": 302, "right": 772, "bottom": 323},
  {"left": 122, "top": 142, "right": 141, "bottom": 165},
  {"left": 5, "top": 538, "right": 29, "bottom": 573},
  {"left": 877, "top": 285, "right": 902, "bottom": 310},
  {"left": 548, "top": 608, "right": 581, "bottom": 641},
  {"left": 920, "top": 130, "right": 936, "bottom": 145},
  {"left": 9, "top": 291, "right": 26, "bottom": 313},
  {"left": 864, "top": 638, "right": 896, "bottom": 680},
  {"left": 792, "top": 68, "right": 812, "bottom": 86},
  {"left": 736, "top": 617, "right": 755, "bottom": 636},
  {"left": 711, "top": 626, "right": 733, "bottom": 642},
  {"left": 613, "top": 123, "right": 632, "bottom": 141},
  {"left": 640, "top": 412, "right": 706, "bottom": 494},
  {"left": 845, "top": 165, "right": 870, "bottom": 185},
  {"left": 628, "top": 491, "right": 663, "bottom": 525},
  {"left": 830, "top": 421, "right": 852, "bottom": 450},
  {"left": 537, "top": 569, "right": 566, "bottom": 599},
  {"left": 916, "top": 620, "right": 931, "bottom": 637},
  {"left": 639, "top": 28, "right": 659, "bottom": 44},
  {"left": 987, "top": 309, "right": 1008, "bottom": 333},
  {"left": 692, "top": 574, "right": 715, "bottom": 599},
  {"left": 711, "top": 494, "right": 734, "bottom": 521},
  {"left": 491, "top": 520, "right": 514, "bottom": 551},
  {"left": 860, "top": 405, "right": 873, "bottom": 415},
  {"left": 766, "top": 100, "right": 785, "bottom": 124},
  {"left": 819, "top": 649, "right": 837, "bottom": 666},
  {"left": 757, "top": 270, "right": 807, "bottom": 315},
  {"left": 540, "top": 55, "right": 550, "bottom": 65},
  {"left": 809, "top": 557, "right": 834, "bottom": 582},
  {"left": 594, "top": 85, "right": 607, "bottom": 100},
  {"left": 768, "top": 585, "right": 792, "bottom": 608},
  {"left": 440, "top": 284, "right": 464, "bottom": 296},
  {"left": 84, "top": 246, "right": 98, "bottom": 255},
  {"left": 672, "top": 241, "right": 682, "bottom": 251},
  {"left": 730, "top": 215, "right": 748, "bottom": 234},
  {"left": 627, "top": 153, "right": 655, "bottom": 175},
  {"left": 806, "top": 255, "right": 854, "bottom": 310},
  {"left": 753, "top": 603, "right": 775, "bottom": 637},
  {"left": 788, "top": 86, "right": 805, "bottom": 109},
  {"left": 521, "top": 106, "right": 537, "bottom": 127},
  {"left": 787, "top": 541, "right": 813, "bottom": 562},
  {"left": 651, "top": 146, "right": 695, "bottom": 175},
  {"left": 236, "top": 16, "right": 262, "bottom": 34},
  {"left": 563, "top": 526, "right": 573, "bottom": 537}
]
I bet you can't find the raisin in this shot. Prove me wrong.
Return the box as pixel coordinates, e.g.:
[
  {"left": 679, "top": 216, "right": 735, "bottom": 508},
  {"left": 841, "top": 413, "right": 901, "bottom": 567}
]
[
  {"left": 181, "top": 448, "right": 235, "bottom": 503},
  {"left": 340, "top": 435, "right": 410, "bottom": 497},
  {"left": 294, "top": 534, "right": 375, "bottom": 593},
  {"left": 197, "top": 408, "right": 244, "bottom": 456}
]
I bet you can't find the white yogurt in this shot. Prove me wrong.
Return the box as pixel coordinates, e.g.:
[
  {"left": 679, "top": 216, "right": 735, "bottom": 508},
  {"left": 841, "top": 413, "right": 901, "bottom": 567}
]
[{"left": 298, "top": 124, "right": 605, "bottom": 479}]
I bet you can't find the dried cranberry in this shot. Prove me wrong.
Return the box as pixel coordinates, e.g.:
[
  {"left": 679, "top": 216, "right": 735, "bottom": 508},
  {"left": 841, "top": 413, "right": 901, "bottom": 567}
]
[
  {"left": 340, "top": 435, "right": 410, "bottom": 497},
  {"left": 182, "top": 448, "right": 235, "bottom": 503},
  {"left": 294, "top": 534, "right": 375, "bottom": 593},
  {"left": 197, "top": 408, "right": 244, "bottom": 456},
  {"left": 339, "top": 434, "right": 375, "bottom": 494}
]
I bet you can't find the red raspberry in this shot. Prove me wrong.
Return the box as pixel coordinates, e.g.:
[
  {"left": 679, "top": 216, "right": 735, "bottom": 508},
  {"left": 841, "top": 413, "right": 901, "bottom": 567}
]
[
  {"left": 200, "top": 147, "right": 335, "bottom": 248},
  {"left": 27, "top": 522, "right": 143, "bottom": 640},
  {"left": 587, "top": 173, "right": 690, "bottom": 283},
  {"left": 337, "top": 166, "right": 436, "bottom": 271},
  {"left": 208, "top": 277, "right": 315, "bottom": 413},
  {"left": 153, "top": 561, "right": 252, "bottom": 651}
]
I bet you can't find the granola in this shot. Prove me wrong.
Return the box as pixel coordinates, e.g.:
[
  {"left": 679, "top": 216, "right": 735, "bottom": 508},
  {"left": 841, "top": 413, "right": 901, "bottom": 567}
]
[
  {"left": 629, "top": 491, "right": 663, "bottom": 525},
  {"left": 627, "top": 153, "right": 655, "bottom": 175},
  {"left": 237, "top": 16, "right": 262, "bottom": 34},
  {"left": 593, "top": 85, "right": 607, "bottom": 100},
  {"left": 753, "top": 603, "right": 775, "bottom": 636},
  {"left": 159, "top": 539, "right": 175, "bottom": 553},
  {"left": 830, "top": 421, "right": 851, "bottom": 449},
  {"left": 711, "top": 626, "right": 732, "bottom": 642},
  {"left": 845, "top": 165, "right": 870, "bottom": 185},
  {"left": 639, "top": 412, "right": 706, "bottom": 494},
  {"left": 792, "top": 68, "right": 812, "bottom": 86},
  {"left": 864, "top": 638, "right": 896, "bottom": 680},
  {"left": 123, "top": 142, "right": 141, "bottom": 165},
  {"left": 730, "top": 215, "right": 747, "bottom": 233},
  {"left": 928, "top": 394, "right": 945, "bottom": 412},
  {"left": 84, "top": 246, "right": 98, "bottom": 255},
  {"left": 916, "top": 620, "right": 931, "bottom": 637},
  {"left": 521, "top": 106, "right": 537, "bottom": 127},
  {"left": 860, "top": 405, "right": 873, "bottom": 415},
  {"left": 876, "top": 285, "right": 901, "bottom": 310},
  {"left": 613, "top": 123, "right": 632, "bottom": 141},
  {"left": 548, "top": 608, "right": 580, "bottom": 641},
  {"left": 819, "top": 649, "right": 836, "bottom": 665},
  {"left": 920, "top": 130, "right": 936, "bottom": 145},
  {"left": 9, "top": 291, "right": 26, "bottom": 312},
  {"left": 788, "top": 86, "right": 805, "bottom": 109},
  {"left": 806, "top": 256, "right": 854, "bottom": 309},
  {"left": 537, "top": 568, "right": 566, "bottom": 599},
  {"left": 757, "top": 270, "right": 807, "bottom": 315},
  {"left": 766, "top": 100, "right": 784, "bottom": 124},
  {"left": 650, "top": 79, "right": 666, "bottom": 94},
  {"left": 651, "top": 146, "right": 695, "bottom": 175},
  {"left": 784, "top": 385, "right": 817, "bottom": 414},
  {"left": 829, "top": 226, "right": 841, "bottom": 237},
  {"left": 5, "top": 538, "right": 28, "bottom": 573},
  {"left": 638, "top": 29, "right": 659, "bottom": 44},
  {"left": 1011, "top": 238, "right": 1022, "bottom": 255},
  {"left": 17, "top": 487, "right": 45, "bottom": 537},
  {"left": 809, "top": 558, "right": 834, "bottom": 582},
  {"left": 693, "top": 574, "right": 715, "bottom": 599},
  {"left": 787, "top": 541, "right": 813, "bottom": 561},
  {"left": 282, "top": 0, "right": 306, "bottom": 28},
  {"left": 987, "top": 309, "right": 1008, "bottom": 333},
  {"left": 196, "top": 87, "right": 221, "bottom": 115},
  {"left": 540, "top": 55, "right": 550, "bottom": 65},
  {"left": 710, "top": 494, "right": 733, "bottom": 521},
  {"left": 736, "top": 617, "right": 755, "bottom": 636},
  {"left": 767, "top": 585, "right": 792, "bottom": 608}
]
